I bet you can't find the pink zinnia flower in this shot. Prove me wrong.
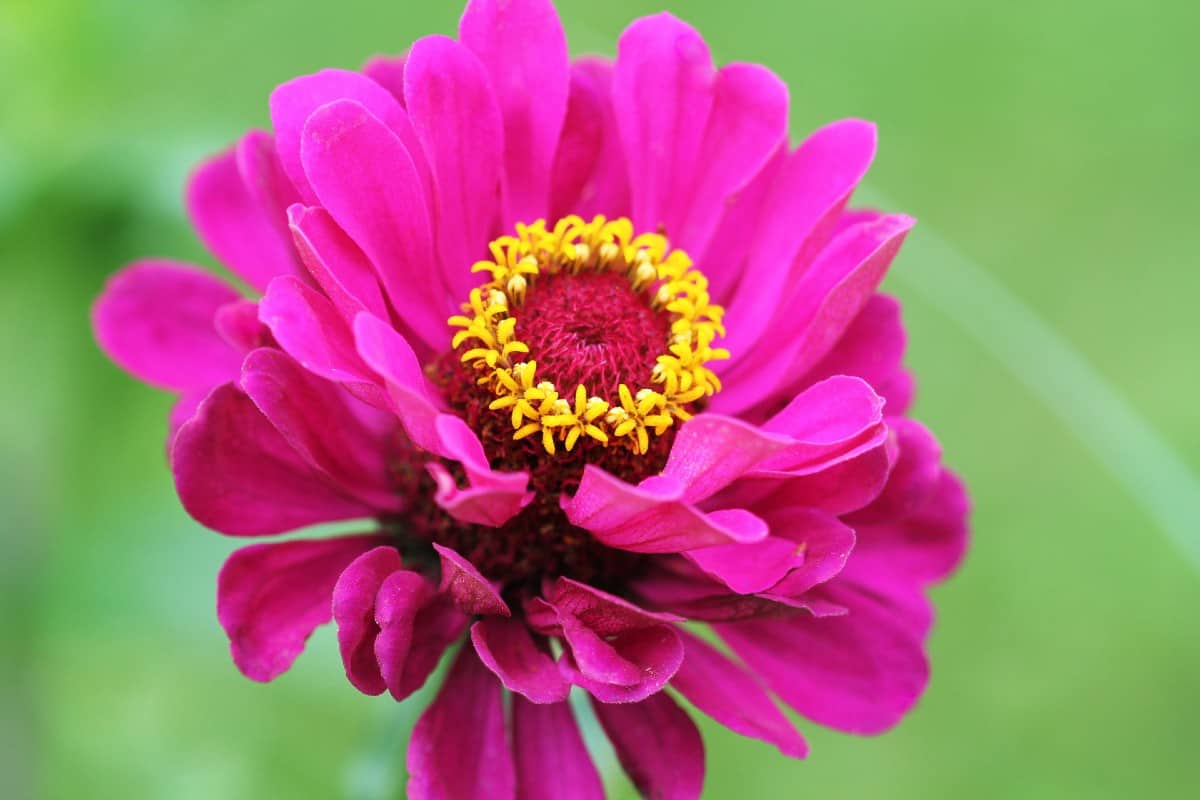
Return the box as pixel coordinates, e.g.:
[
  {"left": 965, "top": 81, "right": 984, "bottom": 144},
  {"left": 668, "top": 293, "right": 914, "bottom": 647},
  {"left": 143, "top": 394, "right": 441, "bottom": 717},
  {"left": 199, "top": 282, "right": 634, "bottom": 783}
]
[{"left": 92, "top": 1, "right": 968, "bottom": 797}]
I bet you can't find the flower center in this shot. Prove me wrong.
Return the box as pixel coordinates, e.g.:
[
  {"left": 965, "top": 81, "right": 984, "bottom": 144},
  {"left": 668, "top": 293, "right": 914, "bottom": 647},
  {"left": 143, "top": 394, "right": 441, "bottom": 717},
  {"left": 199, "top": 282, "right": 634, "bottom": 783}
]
[
  {"left": 449, "top": 215, "right": 728, "bottom": 456},
  {"left": 411, "top": 217, "right": 729, "bottom": 594}
]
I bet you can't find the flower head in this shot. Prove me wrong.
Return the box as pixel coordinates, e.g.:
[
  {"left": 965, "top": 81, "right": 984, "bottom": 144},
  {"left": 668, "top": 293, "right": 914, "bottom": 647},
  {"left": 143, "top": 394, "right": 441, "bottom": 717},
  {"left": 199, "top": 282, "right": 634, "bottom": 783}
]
[{"left": 92, "top": 1, "right": 969, "bottom": 797}]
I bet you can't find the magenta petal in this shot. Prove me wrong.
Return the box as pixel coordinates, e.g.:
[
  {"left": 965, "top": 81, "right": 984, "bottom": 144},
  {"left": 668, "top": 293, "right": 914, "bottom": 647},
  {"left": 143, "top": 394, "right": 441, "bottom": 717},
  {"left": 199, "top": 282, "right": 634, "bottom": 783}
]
[
  {"left": 332, "top": 545, "right": 403, "bottom": 695},
  {"left": 92, "top": 260, "right": 242, "bottom": 391},
  {"left": 471, "top": 617, "right": 568, "bottom": 703},
  {"left": 757, "top": 508, "right": 856, "bottom": 597},
  {"left": 300, "top": 99, "right": 448, "bottom": 353},
  {"left": 717, "top": 585, "right": 930, "bottom": 735},
  {"left": 717, "top": 214, "right": 914, "bottom": 413},
  {"left": 721, "top": 119, "right": 877, "bottom": 359},
  {"left": 796, "top": 293, "right": 908, "bottom": 408},
  {"left": 512, "top": 697, "right": 604, "bottom": 800},
  {"left": 214, "top": 299, "right": 272, "bottom": 353},
  {"left": 270, "top": 68, "right": 431, "bottom": 205},
  {"left": 407, "top": 645, "right": 515, "bottom": 800},
  {"left": 389, "top": 595, "right": 469, "bottom": 703},
  {"left": 173, "top": 383, "right": 373, "bottom": 535},
  {"left": 363, "top": 53, "right": 408, "bottom": 104},
  {"left": 236, "top": 130, "right": 303, "bottom": 249},
  {"left": 632, "top": 561, "right": 842, "bottom": 622},
  {"left": 432, "top": 543, "right": 510, "bottom": 617},
  {"left": 672, "top": 630, "right": 808, "bottom": 758},
  {"left": 240, "top": 348, "right": 400, "bottom": 510},
  {"left": 288, "top": 204, "right": 390, "bottom": 324},
  {"left": 430, "top": 415, "right": 533, "bottom": 526},
  {"left": 592, "top": 691, "right": 705, "bottom": 800},
  {"left": 685, "top": 536, "right": 808, "bottom": 595},
  {"left": 549, "top": 59, "right": 630, "bottom": 220},
  {"left": 217, "top": 533, "right": 385, "bottom": 681},
  {"left": 559, "top": 623, "right": 684, "bottom": 703},
  {"left": 563, "top": 467, "right": 767, "bottom": 553},
  {"left": 404, "top": 35, "right": 504, "bottom": 300},
  {"left": 185, "top": 140, "right": 301, "bottom": 291},
  {"left": 613, "top": 13, "right": 714, "bottom": 236},
  {"left": 548, "top": 577, "right": 683, "bottom": 632},
  {"left": 459, "top": 0, "right": 568, "bottom": 226},
  {"left": 671, "top": 62, "right": 789, "bottom": 256},
  {"left": 259, "top": 275, "right": 377, "bottom": 386},
  {"left": 375, "top": 569, "right": 440, "bottom": 701}
]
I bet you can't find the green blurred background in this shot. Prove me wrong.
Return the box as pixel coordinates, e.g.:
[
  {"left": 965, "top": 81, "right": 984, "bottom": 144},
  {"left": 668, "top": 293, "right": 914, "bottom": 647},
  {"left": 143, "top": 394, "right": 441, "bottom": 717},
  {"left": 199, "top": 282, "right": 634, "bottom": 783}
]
[{"left": 3, "top": 0, "right": 1199, "bottom": 797}]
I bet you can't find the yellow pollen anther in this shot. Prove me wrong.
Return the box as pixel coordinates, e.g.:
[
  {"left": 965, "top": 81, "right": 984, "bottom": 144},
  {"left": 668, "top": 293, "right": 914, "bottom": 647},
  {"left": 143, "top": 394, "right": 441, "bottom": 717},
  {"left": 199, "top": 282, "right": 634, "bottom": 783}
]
[{"left": 448, "top": 215, "right": 728, "bottom": 456}]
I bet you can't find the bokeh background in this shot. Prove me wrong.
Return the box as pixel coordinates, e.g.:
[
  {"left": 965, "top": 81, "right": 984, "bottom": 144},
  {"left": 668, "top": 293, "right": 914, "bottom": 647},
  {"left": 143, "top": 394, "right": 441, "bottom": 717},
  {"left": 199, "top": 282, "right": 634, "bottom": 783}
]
[{"left": 3, "top": 0, "right": 1199, "bottom": 797}]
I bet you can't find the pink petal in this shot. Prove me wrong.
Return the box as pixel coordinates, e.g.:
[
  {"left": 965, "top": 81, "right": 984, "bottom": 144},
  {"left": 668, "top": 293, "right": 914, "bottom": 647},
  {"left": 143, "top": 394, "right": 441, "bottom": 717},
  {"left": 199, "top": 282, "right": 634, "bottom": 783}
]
[
  {"left": 670, "top": 62, "right": 789, "bottom": 256},
  {"left": 236, "top": 130, "right": 303, "bottom": 252},
  {"left": 632, "top": 561, "right": 842, "bottom": 622},
  {"left": 432, "top": 543, "right": 509, "bottom": 617},
  {"left": 407, "top": 645, "right": 515, "bottom": 800},
  {"left": 391, "top": 597, "right": 471, "bottom": 700},
  {"left": 685, "top": 536, "right": 809, "bottom": 595},
  {"left": 376, "top": 569, "right": 445, "bottom": 702},
  {"left": 559, "top": 623, "right": 684, "bottom": 703},
  {"left": 720, "top": 119, "right": 878, "bottom": 360},
  {"left": 793, "top": 293, "right": 909, "bottom": 412},
  {"left": 547, "top": 577, "right": 683, "bottom": 633},
  {"left": 562, "top": 468, "right": 767, "bottom": 553},
  {"left": 672, "top": 630, "right": 807, "bottom": 758},
  {"left": 172, "top": 383, "right": 374, "bottom": 535},
  {"left": 214, "top": 299, "right": 273, "bottom": 352},
  {"left": 548, "top": 58, "right": 630, "bottom": 220},
  {"left": 217, "top": 533, "right": 386, "bottom": 682},
  {"left": 429, "top": 415, "right": 532, "bottom": 526},
  {"left": 471, "top": 616, "right": 568, "bottom": 703},
  {"left": 847, "top": 420, "right": 970, "bottom": 586},
  {"left": 259, "top": 275, "right": 378, "bottom": 387},
  {"left": 717, "top": 583, "right": 930, "bottom": 735},
  {"left": 352, "top": 312, "right": 444, "bottom": 449},
  {"left": 240, "top": 348, "right": 401, "bottom": 510},
  {"left": 185, "top": 139, "right": 301, "bottom": 291},
  {"left": 92, "top": 260, "right": 242, "bottom": 391},
  {"left": 592, "top": 691, "right": 705, "bottom": 800},
  {"left": 270, "top": 68, "right": 432, "bottom": 205},
  {"left": 300, "top": 99, "right": 449, "bottom": 353},
  {"left": 512, "top": 697, "right": 604, "bottom": 800},
  {"left": 404, "top": 35, "right": 504, "bottom": 301},
  {"left": 613, "top": 13, "right": 714, "bottom": 237},
  {"left": 332, "top": 545, "right": 404, "bottom": 695},
  {"left": 363, "top": 53, "right": 408, "bottom": 104},
  {"left": 288, "top": 204, "right": 390, "bottom": 324},
  {"left": 654, "top": 377, "right": 885, "bottom": 506},
  {"left": 459, "top": 0, "right": 569, "bottom": 227},
  {"left": 716, "top": 214, "right": 914, "bottom": 414},
  {"left": 756, "top": 508, "right": 856, "bottom": 598}
]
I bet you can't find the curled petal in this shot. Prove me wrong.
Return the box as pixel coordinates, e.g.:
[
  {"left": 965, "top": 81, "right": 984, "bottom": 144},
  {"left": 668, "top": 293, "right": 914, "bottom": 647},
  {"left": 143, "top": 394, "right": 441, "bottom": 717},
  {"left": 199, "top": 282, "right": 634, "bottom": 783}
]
[
  {"left": 432, "top": 543, "right": 510, "bottom": 617},
  {"left": 471, "top": 616, "right": 568, "bottom": 703},
  {"left": 218, "top": 534, "right": 386, "bottom": 682}
]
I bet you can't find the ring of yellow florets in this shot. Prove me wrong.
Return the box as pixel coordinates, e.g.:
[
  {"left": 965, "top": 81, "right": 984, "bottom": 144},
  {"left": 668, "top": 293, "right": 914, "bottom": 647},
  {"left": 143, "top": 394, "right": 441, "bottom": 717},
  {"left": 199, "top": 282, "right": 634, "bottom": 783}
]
[{"left": 449, "top": 216, "right": 728, "bottom": 456}]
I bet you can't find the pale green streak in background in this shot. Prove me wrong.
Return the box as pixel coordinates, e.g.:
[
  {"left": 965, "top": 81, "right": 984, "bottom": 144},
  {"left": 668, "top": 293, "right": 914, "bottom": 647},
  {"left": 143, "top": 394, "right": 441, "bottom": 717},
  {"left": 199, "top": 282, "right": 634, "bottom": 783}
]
[{"left": 2, "top": 0, "right": 1198, "bottom": 798}]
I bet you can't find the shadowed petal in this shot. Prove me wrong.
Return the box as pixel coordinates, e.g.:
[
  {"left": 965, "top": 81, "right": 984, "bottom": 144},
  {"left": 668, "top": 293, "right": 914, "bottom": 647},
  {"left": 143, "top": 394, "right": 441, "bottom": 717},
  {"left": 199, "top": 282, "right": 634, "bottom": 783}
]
[
  {"left": 592, "top": 691, "right": 705, "bottom": 800},
  {"left": 432, "top": 543, "right": 510, "bottom": 616},
  {"left": 407, "top": 645, "right": 515, "bottom": 800},
  {"left": 512, "top": 697, "right": 604, "bottom": 800},
  {"left": 717, "top": 582, "right": 930, "bottom": 735},
  {"left": 672, "top": 630, "right": 807, "bottom": 758},
  {"left": 549, "top": 59, "right": 630, "bottom": 220}
]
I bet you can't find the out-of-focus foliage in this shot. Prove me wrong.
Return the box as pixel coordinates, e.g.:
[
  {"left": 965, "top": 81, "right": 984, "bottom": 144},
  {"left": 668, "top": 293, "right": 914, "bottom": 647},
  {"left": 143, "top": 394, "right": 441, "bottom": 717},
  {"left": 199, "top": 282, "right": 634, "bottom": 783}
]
[{"left": 2, "top": 0, "right": 1198, "bottom": 797}]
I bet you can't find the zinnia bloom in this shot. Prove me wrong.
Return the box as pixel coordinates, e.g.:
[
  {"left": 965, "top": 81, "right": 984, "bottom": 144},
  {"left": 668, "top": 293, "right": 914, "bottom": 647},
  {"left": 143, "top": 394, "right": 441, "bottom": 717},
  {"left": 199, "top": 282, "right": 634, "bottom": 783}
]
[{"left": 92, "top": 1, "right": 968, "bottom": 797}]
